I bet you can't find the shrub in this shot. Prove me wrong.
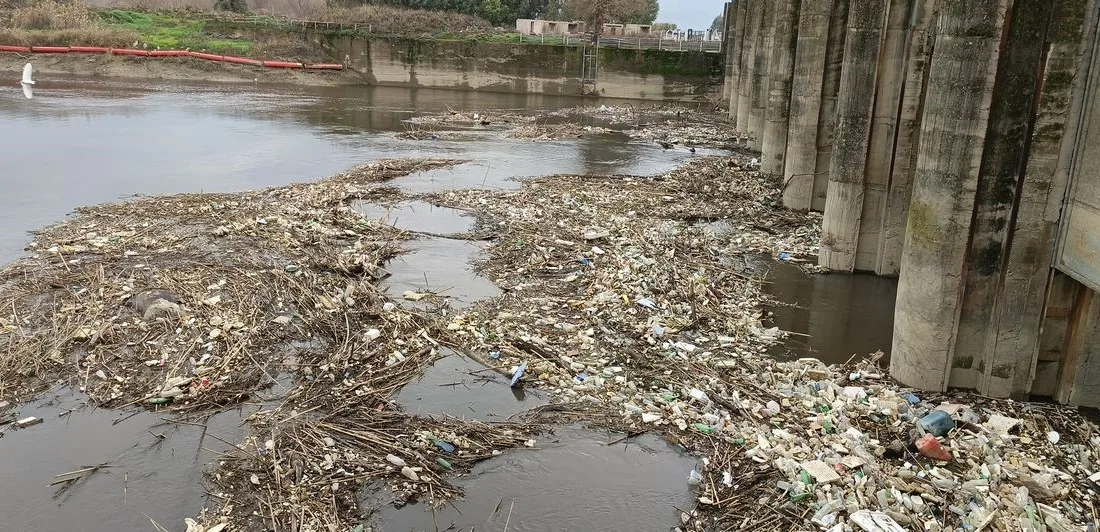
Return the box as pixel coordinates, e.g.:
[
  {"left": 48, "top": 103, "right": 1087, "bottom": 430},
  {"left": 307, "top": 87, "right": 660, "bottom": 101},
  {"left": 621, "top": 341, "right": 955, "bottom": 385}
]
[
  {"left": 9, "top": 0, "right": 97, "bottom": 30},
  {"left": 213, "top": 0, "right": 247, "bottom": 13},
  {"left": 0, "top": 26, "right": 139, "bottom": 46},
  {"left": 316, "top": 5, "right": 493, "bottom": 36}
]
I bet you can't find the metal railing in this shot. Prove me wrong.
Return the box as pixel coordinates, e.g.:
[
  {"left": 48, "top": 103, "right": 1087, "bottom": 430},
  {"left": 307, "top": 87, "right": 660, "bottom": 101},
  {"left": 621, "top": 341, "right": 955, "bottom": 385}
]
[
  {"left": 596, "top": 36, "right": 722, "bottom": 53},
  {"left": 515, "top": 33, "right": 722, "bottom": 53}
]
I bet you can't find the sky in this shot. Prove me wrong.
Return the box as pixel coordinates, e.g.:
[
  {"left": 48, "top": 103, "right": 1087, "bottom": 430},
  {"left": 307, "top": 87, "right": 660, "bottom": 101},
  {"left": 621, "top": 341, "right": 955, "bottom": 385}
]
[{"left": 657, "top": 0, "right": 727, "bottom": 30}]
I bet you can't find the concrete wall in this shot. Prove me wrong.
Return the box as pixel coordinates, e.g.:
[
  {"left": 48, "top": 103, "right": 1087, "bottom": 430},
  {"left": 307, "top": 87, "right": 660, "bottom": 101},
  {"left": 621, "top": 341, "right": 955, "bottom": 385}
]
[{"left": 326, "top": 36, "right": 721, "bottom": 101}]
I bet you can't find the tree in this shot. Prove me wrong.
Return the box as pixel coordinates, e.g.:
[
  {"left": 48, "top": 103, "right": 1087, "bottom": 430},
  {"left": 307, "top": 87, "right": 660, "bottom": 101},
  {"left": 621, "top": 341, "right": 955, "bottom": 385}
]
[
  {"left": 652, "top": 22, "right": 676, "bottom": 31},
  {"left": 215, "top": 0, "right": 248, "bottom": 12},
  {"left": 543, "top": 0, "right": 565, "bottom": 19},
  {"left": 481, "top": 0, "right": 506, "bottom": 24},
  {"left": 710, "top": 14, "right": 723, "bottom": 31},
  {"left": 563, "top": 0, "right": 658, "bottom": 30}
]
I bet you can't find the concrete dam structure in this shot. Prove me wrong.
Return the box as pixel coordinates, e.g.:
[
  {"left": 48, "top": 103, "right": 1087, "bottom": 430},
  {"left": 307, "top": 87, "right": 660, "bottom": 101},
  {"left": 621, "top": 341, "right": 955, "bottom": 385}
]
[
  {"left": 721, "top": 0, "right": 1100, "bottom": 406},
  {"left": 322, "top": 36, "right": 722, "bottom": 101}
]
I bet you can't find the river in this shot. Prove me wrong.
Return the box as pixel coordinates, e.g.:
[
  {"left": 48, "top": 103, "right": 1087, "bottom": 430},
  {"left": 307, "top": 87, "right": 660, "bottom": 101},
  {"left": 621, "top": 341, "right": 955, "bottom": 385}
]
[{"left": 0, "top": 75, "right": 895, "bottom": 531}]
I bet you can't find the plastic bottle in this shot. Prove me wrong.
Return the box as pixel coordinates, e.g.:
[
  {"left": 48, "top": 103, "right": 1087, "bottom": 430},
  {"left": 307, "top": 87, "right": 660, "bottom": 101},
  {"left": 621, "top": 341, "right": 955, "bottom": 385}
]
[{"left": 917, "top": 410, "right": 954, "bottom": 437}]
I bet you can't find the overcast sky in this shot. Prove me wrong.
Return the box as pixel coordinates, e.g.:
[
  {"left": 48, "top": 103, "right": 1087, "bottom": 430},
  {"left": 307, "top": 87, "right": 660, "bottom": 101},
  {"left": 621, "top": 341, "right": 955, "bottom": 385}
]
[{"left": 658, "top": 0, "right": 727, "bottom": 30}]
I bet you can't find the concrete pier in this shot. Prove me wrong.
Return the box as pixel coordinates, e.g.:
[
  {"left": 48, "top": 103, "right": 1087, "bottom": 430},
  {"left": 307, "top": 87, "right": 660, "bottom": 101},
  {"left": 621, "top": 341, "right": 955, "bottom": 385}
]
[{"left": 721, "top": 0, "right": 1100, "bottom": 404}]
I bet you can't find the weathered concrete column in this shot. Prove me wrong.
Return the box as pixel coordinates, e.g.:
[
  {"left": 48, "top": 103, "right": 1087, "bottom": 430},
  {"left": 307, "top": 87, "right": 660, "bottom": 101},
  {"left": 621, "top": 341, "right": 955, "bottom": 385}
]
[
  {"left": 736, "top": 0, "right": 762, "bottom": 133},
  {"left": 996, "top": 0, "right": 1093, "bottom": 399},
  {"left": 876, "top": 0, "right": 936, "bottom": 275},
  {"left": 812, "top": 0, "right": 850, "bottom": 211},
  {"left": 951, "top": 0, "right": 1054, "bottom": 396},
  {"left": 761, "top": 0, "right": 799, "bottom": 176},
  {"left": 857, "top": 0, "right": 913, "bottom": 273},
  {"left": 722, "top": 2, "right": 735, "bottom": 103},
  {"left": 819, "top": 0, "right": 887, "bottom": 271},
  {"left": 890, "top": 0, "right": 1006, "bottom": 392},
  {"left": 748, "top": 1, "right": 775, "bottom": 149},
  {"left": 728, "top": 0, "right": 748, "bottom": 125},
  {"left": 782, "top": 0, "right": 833, "bottom": 210}
]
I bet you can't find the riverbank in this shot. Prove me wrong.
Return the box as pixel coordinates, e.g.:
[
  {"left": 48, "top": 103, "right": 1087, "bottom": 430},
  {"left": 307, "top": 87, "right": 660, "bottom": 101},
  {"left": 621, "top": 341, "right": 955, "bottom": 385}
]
[
  {"left": 0, "top": 52, "right": 361, "bottom": 85},
  {"left": 2, "top": 5, "right": 722, "bottom": 98}
]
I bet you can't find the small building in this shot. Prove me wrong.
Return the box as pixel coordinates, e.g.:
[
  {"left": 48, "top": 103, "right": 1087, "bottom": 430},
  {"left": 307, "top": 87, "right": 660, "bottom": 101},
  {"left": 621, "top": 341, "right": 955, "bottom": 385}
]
[
  {"left": 601, "top": 23, "right": 653, "bottom": 36},
  {"left": 602, "top": 23, "right": 625, "bottom": 36},
  {"left": 516, "top": 19, "right": 585, "bottom": 36}
]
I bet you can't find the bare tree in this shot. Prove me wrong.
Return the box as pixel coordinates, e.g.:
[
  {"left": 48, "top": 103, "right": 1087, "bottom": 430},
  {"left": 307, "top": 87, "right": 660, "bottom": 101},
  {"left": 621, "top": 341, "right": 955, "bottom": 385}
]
[{"left": 564, "top": 0, "right": 658, "bottom": 33}]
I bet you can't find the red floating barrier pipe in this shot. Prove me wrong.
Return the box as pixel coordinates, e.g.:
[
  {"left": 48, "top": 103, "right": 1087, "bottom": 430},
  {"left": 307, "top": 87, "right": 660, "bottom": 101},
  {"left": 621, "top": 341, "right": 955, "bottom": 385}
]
[
  {"left": 262, "top": 60, "right": 304, "bottom": 69},
  {"left": 221, "top": 55, "right": 263, "bottom": 66},
  {"left": 70, "top": 46, "right": 109, "bottom": 53},
  {"left": 3, "top": 43, "right": 343, "bottom": 73},
  {"left": 188, "top": 51, "right": 224, "bottom": 61}
]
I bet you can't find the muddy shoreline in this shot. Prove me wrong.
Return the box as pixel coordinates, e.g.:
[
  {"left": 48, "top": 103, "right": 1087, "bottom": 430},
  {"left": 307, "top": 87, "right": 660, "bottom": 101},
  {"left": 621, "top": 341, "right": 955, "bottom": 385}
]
[{"left": 0, "top": 54, "right": 362, "bottom": 86}]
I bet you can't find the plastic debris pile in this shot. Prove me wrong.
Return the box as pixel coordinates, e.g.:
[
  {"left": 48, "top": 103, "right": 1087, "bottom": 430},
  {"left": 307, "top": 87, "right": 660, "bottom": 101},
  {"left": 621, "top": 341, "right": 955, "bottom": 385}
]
[
  {"left": 0, "top": 159, "right": 456, "bottom": 409},
  {"left": 5, "top": 140, "right": 1098, "bottom": 532},
  {"left": 507, "top": 122, "right": 611, "bottom": 140},
  {"left": 681, "top": 354, "right": 1100, "bottom": 531},
  {"left": 406, "top": 110, "right": 522, "bottom": 126},
  {"left": 404, "top": 104, "right": 739, "bottom": 149},
  {"left": 394, "top": 129, "right": 480, "bottom": 141},
  {"left": 423, "top": 154, "right": 1100, "bottom": 531},
  {"left": 542, "top": 104, "right": 741, "bottom": 149},
  {"left": 0, "top": 157, "right": 544, "bottom": 531},
  {"left": 198, "top": 369, "right": 536, "bottom": 531}
]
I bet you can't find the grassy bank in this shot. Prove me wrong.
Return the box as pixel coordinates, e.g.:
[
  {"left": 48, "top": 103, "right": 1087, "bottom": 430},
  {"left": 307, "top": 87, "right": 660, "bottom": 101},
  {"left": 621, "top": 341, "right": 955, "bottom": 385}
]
[
  {"left": 1, "top": 2, "right": 505, "bottom": 57},
  {"left": 1, "top": 2, "right": 588, "bottom": 62},
  {"left": 0, "top": 2, "right": 324, "bottom": 59},
  {"left": 97, "top": 9, "right": 254, "bottom": 55}
]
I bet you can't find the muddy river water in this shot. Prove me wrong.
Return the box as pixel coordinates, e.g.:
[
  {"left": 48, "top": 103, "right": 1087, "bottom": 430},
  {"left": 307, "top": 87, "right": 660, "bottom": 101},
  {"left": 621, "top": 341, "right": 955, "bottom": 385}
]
[{"left": 0, "top": 77, "right": 896, "bottom": 531}]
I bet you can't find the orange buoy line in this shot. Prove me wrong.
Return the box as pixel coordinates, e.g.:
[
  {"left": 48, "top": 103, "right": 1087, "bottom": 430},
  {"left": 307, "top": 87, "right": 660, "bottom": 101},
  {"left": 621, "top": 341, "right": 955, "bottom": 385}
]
[{"left": 1, "top": 45, "right": 343, "bottom": 70}]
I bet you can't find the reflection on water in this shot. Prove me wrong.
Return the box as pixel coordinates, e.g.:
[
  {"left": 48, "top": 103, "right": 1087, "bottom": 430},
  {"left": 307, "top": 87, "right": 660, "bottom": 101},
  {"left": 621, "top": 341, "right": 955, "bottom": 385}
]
[
  {"left": 377, "top": 426, "right": 695, "bottom": 532},
  {"left": 352, "top": 200, "right": 474, "bottom": 235},
  {"left": 0, "top": 79, "right": 706, "bottom": 263},
  {"left": 764, "top": 262, "right": 898, "bottom": 365},
  {"left": 382, "top": 238, "right": 501, "bottom": 309},
  {"left": 395, "top": 349, "right": 547, "bottom": 420},
  {"left": 0, "top": 387, "right": 251, "bottom": 531}
]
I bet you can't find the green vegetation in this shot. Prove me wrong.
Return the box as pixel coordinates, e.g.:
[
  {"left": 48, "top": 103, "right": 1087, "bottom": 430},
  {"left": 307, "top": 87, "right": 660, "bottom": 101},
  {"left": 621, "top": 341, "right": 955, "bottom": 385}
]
[
  {"left": 98, "top": 10, "right": 253, "bottom": 54},
  {"left": 330, "top": 0, "right": 657, "bottom": 27},
  {"left": 331, "top": 0, "right": 548, "bottom": 26},
  {"left": 314, "top": 5, "right": 493, "bottom": 36}
]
